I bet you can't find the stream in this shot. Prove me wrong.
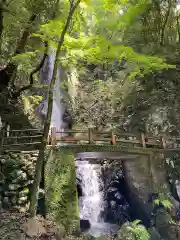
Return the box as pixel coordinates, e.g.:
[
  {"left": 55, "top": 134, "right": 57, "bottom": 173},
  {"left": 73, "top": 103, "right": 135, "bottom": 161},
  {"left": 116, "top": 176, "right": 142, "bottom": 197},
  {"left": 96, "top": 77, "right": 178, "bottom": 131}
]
[{"left": 76, "top": 160, "right": 127, "bottom": 237}]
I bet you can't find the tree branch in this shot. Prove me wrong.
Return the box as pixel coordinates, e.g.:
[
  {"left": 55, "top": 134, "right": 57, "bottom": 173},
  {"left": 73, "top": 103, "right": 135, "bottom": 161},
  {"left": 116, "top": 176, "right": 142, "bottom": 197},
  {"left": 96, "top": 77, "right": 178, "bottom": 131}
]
[
  {"left": 7, "top": 0, "right": 13, "bottom": 6},
  {"left": 13, "top": 42, "right": 48, "bottom": 97},
  {"left": 0, "top": 13, "right": 37, "bottom": 88}
]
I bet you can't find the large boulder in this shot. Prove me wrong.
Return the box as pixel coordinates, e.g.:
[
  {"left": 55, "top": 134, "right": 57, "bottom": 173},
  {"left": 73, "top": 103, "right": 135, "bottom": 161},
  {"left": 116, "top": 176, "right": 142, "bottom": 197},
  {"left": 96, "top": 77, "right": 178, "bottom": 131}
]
[{"left": 80, "top": 219, "right": 91, "bottom": 231}]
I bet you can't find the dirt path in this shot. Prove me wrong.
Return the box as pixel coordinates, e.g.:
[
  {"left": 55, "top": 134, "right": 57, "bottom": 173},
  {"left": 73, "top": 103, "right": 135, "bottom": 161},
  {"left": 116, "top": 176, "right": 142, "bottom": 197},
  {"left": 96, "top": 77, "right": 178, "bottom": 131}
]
[{"left": 0, "top": 210, "right": 61, "bottom": 240}]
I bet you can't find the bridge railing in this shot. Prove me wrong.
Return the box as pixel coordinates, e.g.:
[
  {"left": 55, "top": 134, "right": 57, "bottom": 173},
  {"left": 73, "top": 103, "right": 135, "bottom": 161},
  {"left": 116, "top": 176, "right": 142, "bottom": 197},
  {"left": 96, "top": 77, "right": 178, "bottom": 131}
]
[
  {"left": 0, "top": 127, "right": 180, "bottom": 149},
  {"left": 0, "top": 128, "right": 43, "bottom": 148},
  {"left": 49, "top": 127, "right": 166, "bottom": 148}
]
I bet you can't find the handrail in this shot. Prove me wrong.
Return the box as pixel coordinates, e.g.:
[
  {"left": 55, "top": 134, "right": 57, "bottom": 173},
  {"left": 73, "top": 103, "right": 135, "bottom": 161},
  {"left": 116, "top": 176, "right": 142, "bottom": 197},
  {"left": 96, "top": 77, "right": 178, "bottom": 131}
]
[{"left": 0, "top": 127, "right": 180, "bottom": 149}]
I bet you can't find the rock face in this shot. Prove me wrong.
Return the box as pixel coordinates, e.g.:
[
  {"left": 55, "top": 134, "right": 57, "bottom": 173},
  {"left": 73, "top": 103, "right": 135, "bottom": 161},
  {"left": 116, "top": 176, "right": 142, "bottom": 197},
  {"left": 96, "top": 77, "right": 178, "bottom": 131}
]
[
  {"left": 123, "top": 154, "right": 153, "bottom": 225},
  {"left": 0, "top": 151, "right": 38, "bottom": 211},
  {"left": 123, "top": 152, "right": 180, "bottom": 239},
  {"left": 101, "top": 161, "right": 131, "bottom": 225}
]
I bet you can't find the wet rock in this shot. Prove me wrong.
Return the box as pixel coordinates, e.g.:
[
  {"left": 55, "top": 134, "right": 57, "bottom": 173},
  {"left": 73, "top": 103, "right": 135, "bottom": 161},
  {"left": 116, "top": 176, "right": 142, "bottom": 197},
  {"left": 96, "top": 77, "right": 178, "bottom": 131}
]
[
  {"left": 80, "top": 219, "right": 91, "bottom": 231},
  {"left": 104, "top": 172, "right": 131, "bottom": 225},
  {"left": 77, "top": 183, "right": 83, "bottom": 197},
  {"left": 38, "top": 188, "right": 45, "bottom": 199}
]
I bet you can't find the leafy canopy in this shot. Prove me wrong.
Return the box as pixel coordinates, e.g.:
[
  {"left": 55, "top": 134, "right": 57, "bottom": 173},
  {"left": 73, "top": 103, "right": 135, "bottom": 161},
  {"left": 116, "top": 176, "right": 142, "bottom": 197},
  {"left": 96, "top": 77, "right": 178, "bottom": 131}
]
[{"left": 32, "top": 0, "right": 174, "bottom": 80}]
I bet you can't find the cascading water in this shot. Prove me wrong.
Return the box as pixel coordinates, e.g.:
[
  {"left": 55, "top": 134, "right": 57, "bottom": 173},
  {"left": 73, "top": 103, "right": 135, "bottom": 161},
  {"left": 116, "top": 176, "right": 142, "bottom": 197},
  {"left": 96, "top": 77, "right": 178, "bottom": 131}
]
[
  {"left": 76, "top": 160, "right": 119, "bottom": 237},
  {"left": 38, "top": 48, "right": 70, "bottom": 141},
  {"left": 76, "top": 160, "right": 104, "bottom": 222}
]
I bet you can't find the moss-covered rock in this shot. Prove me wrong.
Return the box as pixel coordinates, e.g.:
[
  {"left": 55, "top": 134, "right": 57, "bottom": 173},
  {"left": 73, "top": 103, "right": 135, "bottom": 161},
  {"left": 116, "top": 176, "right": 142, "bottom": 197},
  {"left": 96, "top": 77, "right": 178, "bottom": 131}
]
[
  {"left": 45, "top": 149, "right": 80, "bottom": 231},
  {"left": 0, "top": 151, "right": 39, "bottom": 210}
]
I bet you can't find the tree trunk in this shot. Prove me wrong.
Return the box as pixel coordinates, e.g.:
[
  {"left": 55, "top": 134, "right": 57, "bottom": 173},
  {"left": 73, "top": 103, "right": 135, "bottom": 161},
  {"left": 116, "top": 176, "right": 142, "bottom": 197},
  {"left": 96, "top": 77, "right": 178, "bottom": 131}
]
[
  {"left": 29, "top": 0, "right": 81, "bottom": 217},
  {"left": 0, "top": 13, "right": 37, "bottom": 89},
  {"left": 160, "top": 0, "right": 171, "bottom": 46}
]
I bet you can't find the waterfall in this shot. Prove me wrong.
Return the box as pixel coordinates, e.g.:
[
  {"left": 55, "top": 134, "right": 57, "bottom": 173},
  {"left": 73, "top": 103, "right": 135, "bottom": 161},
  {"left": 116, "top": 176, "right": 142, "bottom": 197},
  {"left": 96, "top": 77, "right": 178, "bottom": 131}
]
[
  {"left": 38, "top": 48, "right": 70, "bottom": 140},
  {"left": 76, "top": 160, "right": 104, "bottom": 223},
  {"left": 76, "top": 159, "right": 119, "bottom": 237}
]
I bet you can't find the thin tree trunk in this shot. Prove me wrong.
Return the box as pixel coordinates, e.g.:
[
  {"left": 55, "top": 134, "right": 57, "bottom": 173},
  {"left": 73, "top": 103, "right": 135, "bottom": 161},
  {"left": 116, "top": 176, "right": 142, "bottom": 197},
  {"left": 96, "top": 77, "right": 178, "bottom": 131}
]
[
  {"left": 29, "top": 0, "right": 81, "bottom": 217},
  {"left": 160, "top": 0, "right": 171, "bottom": 46},
  {"left": 177, "top": 15, "right": 180, "bottom": 43},
  {"left": 0, "top": 0, "right": 7, "bottom": 47},
  {"left": 38, "top": 157, "right": 46, "bottom": 217},
  {"left": 15, "top": 14, "right": 36, "bottom": 55},
  {"left": 0, "top": 4, "right": 4, "bottom": 42}
]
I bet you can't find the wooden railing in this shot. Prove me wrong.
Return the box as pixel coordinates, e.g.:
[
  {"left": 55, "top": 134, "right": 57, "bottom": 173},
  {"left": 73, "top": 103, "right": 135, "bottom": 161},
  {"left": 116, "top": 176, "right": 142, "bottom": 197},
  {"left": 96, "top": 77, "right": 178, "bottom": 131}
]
[
  {"left": 48, "top": 127, "right": 179, "bottom": 149},
  {"left": 0, "top": 128, "right": 43, "bottom": 148},
  {"left": 1, "top": 127, "right": 180, "bottom": 149}
]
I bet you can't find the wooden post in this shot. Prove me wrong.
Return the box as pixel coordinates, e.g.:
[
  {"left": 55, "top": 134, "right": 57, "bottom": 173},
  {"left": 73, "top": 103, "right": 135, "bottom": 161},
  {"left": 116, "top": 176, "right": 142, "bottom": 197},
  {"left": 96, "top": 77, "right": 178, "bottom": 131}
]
[
  {"left": 140, "top": 132, "right": 146, "bottom": 148},
  {"left": 51, "top": 127, "right": 56, "bottom": 146},
  {"left": 111, "top": 132, "right": 116, "bottom": 145},
  {"left": 160, "top": 136, "right": 166, "bottom": 149},
  {"left": 0, "top": 126, "right": 5, "bottom": 151},
  {"left": 47, "top": 132, "right": 50, "bottom": 145},
  {"left": 88, "top": 128, "right": 93, "bottom": 144}
]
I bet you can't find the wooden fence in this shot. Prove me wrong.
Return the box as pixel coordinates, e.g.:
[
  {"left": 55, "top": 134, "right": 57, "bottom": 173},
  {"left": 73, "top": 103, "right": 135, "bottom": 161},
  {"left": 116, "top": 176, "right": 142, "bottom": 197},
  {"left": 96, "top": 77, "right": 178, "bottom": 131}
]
[
  {"left": 0, "top": 128, "right": 43, "bottom": 148},
  {"left": 48, "top": 128, "right": 174, "bottom": 149},
  {"left": 0, "top": 127, "right": 180, "bottom": 149}
]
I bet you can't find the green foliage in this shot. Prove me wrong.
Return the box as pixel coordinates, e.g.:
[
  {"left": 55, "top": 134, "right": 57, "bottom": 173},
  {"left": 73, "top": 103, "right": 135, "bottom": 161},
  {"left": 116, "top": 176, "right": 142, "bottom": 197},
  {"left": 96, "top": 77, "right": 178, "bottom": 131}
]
[
  {"left": 12, "top": 51, "right": 37, "bottom": 73},
  {"left": 1, "top": 0, "right": 180, "bottom": 237},
  {"left": 45, "top": 149, "right": 79, "bottom": 231},
  {"left": 116, "top": 220, "right": 150, "bottom": 240},
  {"left": 33, "top": 0, "right": 172, "bottom": 77},
  {"left": 29, "top": 95, "right": 43, "bottom": 105},
  {"left": 153, "top": 198, "right": 172, "bottom": 211}
]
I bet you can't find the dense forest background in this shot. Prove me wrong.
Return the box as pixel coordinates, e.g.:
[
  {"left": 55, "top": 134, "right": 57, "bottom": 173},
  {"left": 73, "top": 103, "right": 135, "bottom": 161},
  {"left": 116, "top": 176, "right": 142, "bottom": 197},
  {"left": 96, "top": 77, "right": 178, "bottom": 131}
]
[
  {"left": 1, "top": 0, "right": 180, "bottom": 240},
  {"left": 1, "top": 0, "right": 179, "bottom": 135}
]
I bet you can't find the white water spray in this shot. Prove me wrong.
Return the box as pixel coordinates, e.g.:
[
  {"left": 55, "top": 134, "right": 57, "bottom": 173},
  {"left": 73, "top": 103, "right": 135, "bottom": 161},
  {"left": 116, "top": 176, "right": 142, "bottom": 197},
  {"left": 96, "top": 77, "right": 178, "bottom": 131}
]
[
  {"left": 76, "top": 159, "right": 119, "bottom": 237},
  {"left": 76, "top": 160, "right": 104, "bottom": 223},
  {"left": 39, "top": 48, "right": 69, "bottom": 140}
]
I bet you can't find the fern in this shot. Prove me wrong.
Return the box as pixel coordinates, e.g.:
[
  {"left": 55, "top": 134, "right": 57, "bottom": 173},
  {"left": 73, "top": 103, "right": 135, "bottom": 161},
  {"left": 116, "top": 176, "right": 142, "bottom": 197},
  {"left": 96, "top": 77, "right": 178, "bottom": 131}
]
[{"left": 117, "top": 220, "right": 150, "bottom": 240}]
